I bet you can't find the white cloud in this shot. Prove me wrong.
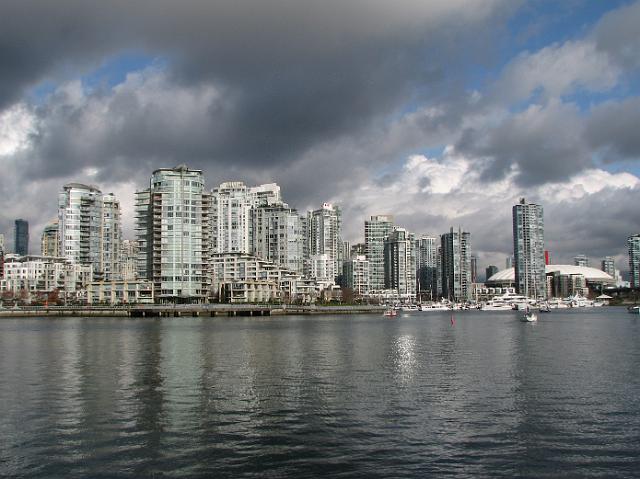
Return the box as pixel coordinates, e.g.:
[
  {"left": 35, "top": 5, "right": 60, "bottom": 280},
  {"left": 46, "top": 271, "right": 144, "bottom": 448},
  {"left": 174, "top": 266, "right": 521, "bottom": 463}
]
[
  {"left": 338, "top": 149, "right": 639, "bottom": 268},
  {"left": 495, "top": 40, "right": 619, "bottom": 103},
  {"left": 0, "top": 104, "right": 36, "bottom": 157}
]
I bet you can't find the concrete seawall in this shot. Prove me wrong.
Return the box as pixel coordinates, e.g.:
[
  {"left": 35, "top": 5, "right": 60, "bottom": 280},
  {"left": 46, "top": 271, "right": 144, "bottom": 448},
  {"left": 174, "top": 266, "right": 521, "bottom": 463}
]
[{"left": 0, "top": 305, "right": 386, "bottom": 318}]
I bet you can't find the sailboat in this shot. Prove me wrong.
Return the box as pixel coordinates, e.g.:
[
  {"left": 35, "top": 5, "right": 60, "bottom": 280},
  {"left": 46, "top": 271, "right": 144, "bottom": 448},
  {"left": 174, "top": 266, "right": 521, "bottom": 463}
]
[
  {"left": 520, "top": 259, "right": 538, "bottom": 322},
  {"left": 521, "top": 304, "right": 537, "bottom": 322}
]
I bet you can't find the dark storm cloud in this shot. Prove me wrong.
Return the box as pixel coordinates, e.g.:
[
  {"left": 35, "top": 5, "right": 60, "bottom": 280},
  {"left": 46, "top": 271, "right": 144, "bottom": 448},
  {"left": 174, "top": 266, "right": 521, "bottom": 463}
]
[
  {"left": 0, "top": 0, "right": 513, "bottom": 179},
  {"left": 544, "top": 185, "right": 640, "bottom": 267},
  {"left": 586, "top": 97, "right": 640, "bottom": 163},
  {"left": 456, "top": 102, "right": 591, "bottom": 186},
  {"left": 593, "top": 0, "right": 640, "bottom": 71}
]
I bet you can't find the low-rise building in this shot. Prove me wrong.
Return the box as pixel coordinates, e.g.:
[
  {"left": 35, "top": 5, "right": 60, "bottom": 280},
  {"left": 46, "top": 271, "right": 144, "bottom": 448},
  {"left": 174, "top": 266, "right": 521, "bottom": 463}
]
[
  {"left": 220, "top": 280, "right": 279, "bottom": 303},
  {"left": 211, "top": 252, "right": 319, "bottom": 303},
  {"left": 0, "top": 254, "right": 92, "bottom": 300},
  {"left": 86, "top": 280, "right": 154, "bottom": 305}
]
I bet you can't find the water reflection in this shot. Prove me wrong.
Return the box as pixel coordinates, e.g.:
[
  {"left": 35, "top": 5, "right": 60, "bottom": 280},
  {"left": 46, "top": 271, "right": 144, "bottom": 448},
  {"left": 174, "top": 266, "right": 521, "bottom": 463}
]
[{"left": 0, "top": 311, "right": 639, "bottom": 477}]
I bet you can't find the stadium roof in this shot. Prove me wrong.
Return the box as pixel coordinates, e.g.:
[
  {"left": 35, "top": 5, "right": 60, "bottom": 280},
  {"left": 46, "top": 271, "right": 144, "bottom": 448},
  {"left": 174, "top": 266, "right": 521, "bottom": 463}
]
[{"left": 487, "top": 265, "right": 615, "bottom": 283}]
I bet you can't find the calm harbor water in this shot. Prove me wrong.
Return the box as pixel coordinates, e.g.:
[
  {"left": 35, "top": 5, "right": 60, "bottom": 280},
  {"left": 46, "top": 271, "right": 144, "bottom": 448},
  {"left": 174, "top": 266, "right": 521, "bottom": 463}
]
[{"left": 1, "top": 308, "right": 639, "bottom": 478}]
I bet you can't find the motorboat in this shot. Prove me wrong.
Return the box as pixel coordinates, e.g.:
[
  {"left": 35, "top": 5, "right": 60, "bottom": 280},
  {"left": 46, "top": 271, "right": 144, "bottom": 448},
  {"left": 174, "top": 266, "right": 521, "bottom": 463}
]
[
  {"left": 400, "top": 304, "right": 419, "bottom": 312},
  {"left": 421, "top": 303, "right": 450, "bottom": 311},
  {"left": 547, "top": 298, "right": 569, "bottom": 309},
  {"left": 539, "top": 302, "right": 551, "bottom": 313},
  {"left": 383, "top": 308, "right": 397, "bottom": 317},
  {"left": 628, "top": 306, "right": 640, "bottom": 314},
  {"left": 481, "top": 292, "right": 530, "bottom": 311}
]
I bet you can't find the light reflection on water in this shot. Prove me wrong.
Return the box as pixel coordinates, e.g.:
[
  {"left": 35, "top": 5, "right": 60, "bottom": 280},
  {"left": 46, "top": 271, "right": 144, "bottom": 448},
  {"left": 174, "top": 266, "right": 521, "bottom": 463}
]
[{"left": 0, "top": 310, "right": 639, "bottom": 477}]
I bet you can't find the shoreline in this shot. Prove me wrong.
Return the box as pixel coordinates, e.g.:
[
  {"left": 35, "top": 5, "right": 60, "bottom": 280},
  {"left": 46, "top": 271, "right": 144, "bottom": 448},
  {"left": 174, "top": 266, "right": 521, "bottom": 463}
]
[{"left": 0, "top": 304, "right": 387, "bottom": 318}]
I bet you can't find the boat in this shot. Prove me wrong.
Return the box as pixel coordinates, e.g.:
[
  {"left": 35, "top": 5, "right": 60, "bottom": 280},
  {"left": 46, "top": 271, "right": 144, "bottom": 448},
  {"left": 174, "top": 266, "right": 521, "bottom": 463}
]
[
  {"left": 520, "top": 264, "right": 538, "bottom": 322},
  {"left": 420, "top": 303, "right": 450, "bottom": 311},
  {"left": 400, "top": 304, "right": 419, "bottom": 312},
  {"left": 628, "top": 306, "right": 640, "bottom": 314},
  {"left": 539, "top": 302, "right": 551, "bottom": 313},
  {"left": 521, "top": 306, "right": 537, "bottom": 322},
  {"left": 548, "top": 298, "right": 569, "bottom": 309},
  {"left": 383, "top": 308, "right": 397, "bottom": 317},
  {"left": 481, "top": 292, "right": 530, "bottom": 311}
]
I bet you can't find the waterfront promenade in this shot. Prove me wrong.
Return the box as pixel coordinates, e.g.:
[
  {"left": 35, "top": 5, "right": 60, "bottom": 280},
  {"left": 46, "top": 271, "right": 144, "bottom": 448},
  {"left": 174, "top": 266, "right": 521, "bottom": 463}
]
[{"left": 0, "top": 303, "right": 385, "bottom": 318}]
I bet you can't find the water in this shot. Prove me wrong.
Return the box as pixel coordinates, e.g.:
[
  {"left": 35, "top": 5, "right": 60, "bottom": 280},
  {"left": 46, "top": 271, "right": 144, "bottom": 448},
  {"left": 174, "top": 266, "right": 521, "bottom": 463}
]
[{"left": 1, "top": 308, "right": 639, "bottom": 478}]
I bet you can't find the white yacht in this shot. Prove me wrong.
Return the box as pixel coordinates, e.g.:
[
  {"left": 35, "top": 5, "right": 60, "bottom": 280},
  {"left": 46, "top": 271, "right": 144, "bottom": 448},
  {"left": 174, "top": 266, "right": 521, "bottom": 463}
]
[
  {"left": 401, "top": 304, "right": 419, "bottom": 312},
  {"left": 481, "top": 292, "right": 530, "bottom": 311},
  {"left": 548, "top": 298, "right": 569, "bottom": 309},
  {"left": 420, "top": 303, "right": 451, "bottom": 311}
]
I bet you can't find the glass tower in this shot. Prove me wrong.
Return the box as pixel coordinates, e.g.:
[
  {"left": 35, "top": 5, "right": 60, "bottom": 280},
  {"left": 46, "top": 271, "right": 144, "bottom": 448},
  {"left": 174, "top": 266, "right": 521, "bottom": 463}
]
[
  {"left": 364, "top": 215, "right": 394, "bottom": 291},
  {"left": 414, "top": 235, "right": 438, "bottom": 299},
  {"left": 384, "top": 227, "right": 416, "bottom": 300},
  {"left": 628, "top": 234, "right": 640, "bottom": 289},
  {"left": 512, "top": 198, "right": 546, "bottom": 299},
  {"left": 14, "top": 219, "right": 29, "bottom": 255},
  {"left": 308, "top": 203, "right": 342, "bottom": 283},
  {"left": 440, "top": 227, "right": 471, "bottom": 302}
]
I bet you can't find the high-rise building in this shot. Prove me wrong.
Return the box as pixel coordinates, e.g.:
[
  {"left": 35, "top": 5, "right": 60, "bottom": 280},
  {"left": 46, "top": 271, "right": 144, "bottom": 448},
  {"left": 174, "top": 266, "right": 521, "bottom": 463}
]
[
  {"left": 135, "top": 165, "right": 210, "bottom": 301},
  {"left": 505, "top": 255, "right": 514, "bottom": 269},
  {"left": 0, "top": 234, "right": 4, "bottom": 279},
  {"left": 574, "top": 254, "right": 589, "bottom": 267},
  {"left": 384, "top": 227, "right": 416, "bottom": 300},
  {"left": 350, "top": 243, "right": 366, "bottom": 257},
  {"left": 485, "top": 265, "right": 499, "bottom": 281},
  {"left": 14, "top": 219, "right": 29, "bottom": 255},
  {"left": 470, "top": 255, "right": 478, "bottom": 283},
  {"left": 512, "top": 198, "right": 546, "bottom": 299},
  {"left": 100, "top": 193, "right": 122, "bottom": 280},
  {"left": 414, "top": 235, "right": 438, "bottom": 299},
  {"left": 364, "top": 215, "right": 394, "bottom": 291},
  {"left": 343, "top": 255, "right": 370, "bottom": 296},
  {"left": 121, "top": 239, "right": 139, "bottom": 281},
  {"left": 601, "top": 256, "right": 615, "bottom": 278},
  {"left": 211, "top": 181, "right": 281, "bottom": 254},
  {"left": 436, "top": 245, "right": 443, "bottom": 297},
  {"left": 58, "top": 184, "right": 122, "bottom": 281},
  {"left": 251, "top": 204, "right": 305, "bottom": 274},
  {"left": 40, "top": 220, "right": 60, "bottom": 257},
  {"left": 308, "top": 203, "right": 342, "bottom": 283},
  {"left": 628, "top": 234, "right": 640, "bottom": 289},
  {"left": 440, "top": 227, "right": 471, "bottom": 302}
]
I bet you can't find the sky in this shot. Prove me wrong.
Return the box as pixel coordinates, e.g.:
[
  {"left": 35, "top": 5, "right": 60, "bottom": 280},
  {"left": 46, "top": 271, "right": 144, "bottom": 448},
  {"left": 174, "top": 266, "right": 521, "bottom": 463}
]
[{"left": 1, "top": 0, "right": 640, "bottom": 275}]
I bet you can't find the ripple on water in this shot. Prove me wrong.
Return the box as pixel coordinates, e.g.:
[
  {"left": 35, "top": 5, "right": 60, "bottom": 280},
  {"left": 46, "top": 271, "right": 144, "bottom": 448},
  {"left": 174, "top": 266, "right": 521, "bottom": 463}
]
[{"left": 0, "top": 311, "right": 639, "bottom": 478}]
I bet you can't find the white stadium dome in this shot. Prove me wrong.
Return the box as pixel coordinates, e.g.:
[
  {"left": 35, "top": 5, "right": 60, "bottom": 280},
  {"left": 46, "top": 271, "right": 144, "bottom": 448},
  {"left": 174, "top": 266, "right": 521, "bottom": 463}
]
[{"left": 487, "top": 265, "right": 615, "bottom": 283}]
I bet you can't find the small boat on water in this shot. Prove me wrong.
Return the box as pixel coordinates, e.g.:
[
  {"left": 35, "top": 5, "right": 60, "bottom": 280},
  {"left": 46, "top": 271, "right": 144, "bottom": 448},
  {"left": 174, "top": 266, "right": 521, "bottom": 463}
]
[
  {"left": 383, "top": 308, "right": 397, "bottom": 318},
  {"left": 628, "top": 306, "right": 640, "bottom": 314},
  {"left": 539, "top": 302, "right": 551, "bottom": 313}
]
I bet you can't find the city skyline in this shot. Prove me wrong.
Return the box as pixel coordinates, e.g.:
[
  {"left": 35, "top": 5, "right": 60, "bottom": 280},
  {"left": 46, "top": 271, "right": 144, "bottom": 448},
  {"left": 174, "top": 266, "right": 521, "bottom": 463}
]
[
  {"left": 0, "top": 169, "right": 637, "bottom": 278},
  {"left": 1, "top": 1, "right": 640, "bottom": 270}
]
